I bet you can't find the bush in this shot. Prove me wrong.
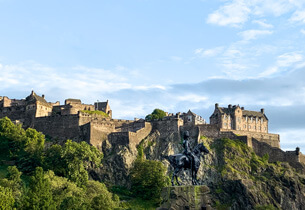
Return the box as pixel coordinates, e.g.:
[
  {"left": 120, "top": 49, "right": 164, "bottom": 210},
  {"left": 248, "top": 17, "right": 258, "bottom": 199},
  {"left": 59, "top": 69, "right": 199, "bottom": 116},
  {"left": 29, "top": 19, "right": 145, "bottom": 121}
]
[
  {"left": 145, "top": 109, "right": 166, "bottom": 121},
  {"left": 130, "top": 159, "right": 169, "bottom": 202}
]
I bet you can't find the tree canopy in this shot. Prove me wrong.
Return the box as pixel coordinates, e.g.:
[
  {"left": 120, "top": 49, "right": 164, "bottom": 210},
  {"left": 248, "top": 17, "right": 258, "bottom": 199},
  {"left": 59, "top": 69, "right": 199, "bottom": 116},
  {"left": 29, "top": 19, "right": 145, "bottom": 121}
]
[{"left": 145, "top": 108, "right": 167, "bottom": 121}]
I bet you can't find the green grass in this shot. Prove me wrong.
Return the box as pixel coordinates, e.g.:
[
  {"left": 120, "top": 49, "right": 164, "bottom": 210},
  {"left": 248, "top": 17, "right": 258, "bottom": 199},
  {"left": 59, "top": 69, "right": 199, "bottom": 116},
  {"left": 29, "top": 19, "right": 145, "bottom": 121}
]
[
  {"left": 118, "top": 198, "right": 158, "bottom": 210},
  {"left": 80, "top": 110, "right": 109, "bottom": 117},
  {"left": 111, "top": 186, "right": 158, "bottom": 210}
]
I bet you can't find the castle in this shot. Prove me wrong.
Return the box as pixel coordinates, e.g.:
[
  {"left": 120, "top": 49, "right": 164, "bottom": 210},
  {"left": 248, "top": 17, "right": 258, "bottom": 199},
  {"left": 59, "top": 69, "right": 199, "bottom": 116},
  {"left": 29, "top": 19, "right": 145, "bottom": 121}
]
[{"left": 1, "top": 91, "right": 304, "bottom": 172}]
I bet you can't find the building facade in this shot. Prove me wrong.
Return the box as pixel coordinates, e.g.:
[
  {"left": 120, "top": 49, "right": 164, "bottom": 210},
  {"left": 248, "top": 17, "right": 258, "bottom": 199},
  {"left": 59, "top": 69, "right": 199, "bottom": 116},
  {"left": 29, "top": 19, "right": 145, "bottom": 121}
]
[{"left": 210, "top": 103, "right": 268, "bottom": 133}]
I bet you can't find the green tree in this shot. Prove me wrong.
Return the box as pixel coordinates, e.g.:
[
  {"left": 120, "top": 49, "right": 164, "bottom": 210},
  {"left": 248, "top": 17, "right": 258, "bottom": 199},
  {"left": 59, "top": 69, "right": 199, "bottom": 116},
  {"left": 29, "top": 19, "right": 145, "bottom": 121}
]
[
  {"left": 86, "top": 180, "right": 118, "bottom": 209},
  {"left": 0, "top": 186, "right": 15, "bottom": 210},
  {"left": 0, "top": 117, "right": 25, "bottom": 159},
  {"left": 22, "top": 167, "right": 56, "bottom": 210},
  {"left": 18, "top": 128, "right": 45, "bottom": 173},
  {"left": 45, "top": 140, "right": 103, "bottom": 188},
  {"left": 130, "top": 159, "right": 169, "bottom": 202},
  {"left": 145, "top": 109, "right": 167, "bottom": 121},
  {"left": 44, "top": 144, "right": 65, "bottom": 176}
]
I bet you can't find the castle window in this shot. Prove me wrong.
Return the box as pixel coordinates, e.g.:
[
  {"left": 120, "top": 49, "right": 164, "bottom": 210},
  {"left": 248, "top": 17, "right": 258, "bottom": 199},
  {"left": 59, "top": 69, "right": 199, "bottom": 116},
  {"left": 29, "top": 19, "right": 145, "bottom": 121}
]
[
  {"left": 254, "top": 126, "right": 256, "bottom": 130},
  {"left": 251, "top": 117, "right": 253, "bottom": 123},
  {"left": 245, "top": 116, "right": 248, "bottom": 122},
  {"left": 224, "top": 123, "right": 227, "bottom": 126},
  {"left": 256, "top": 118, "right": 258, "bottom": 123},
  {"left": 244, "top": 125, "right": 246, "bottom": 128},
  {"left": 259, "top": 126, "right": 261, "bottom": 130},
  {"left": 223, "top": 115, "right": 226, "bottom": 120},
  {"left": 238, "top": 117, "right": 241, "bottom": 123},
  {"left": 248, "top": 125, "right": 251, "bottom": 129},
  {"left": 261, "top": 118, "right": 263, "bottom": 123},
  {"left": 228, "top": 115, "right": 230, "bottom": 120}
]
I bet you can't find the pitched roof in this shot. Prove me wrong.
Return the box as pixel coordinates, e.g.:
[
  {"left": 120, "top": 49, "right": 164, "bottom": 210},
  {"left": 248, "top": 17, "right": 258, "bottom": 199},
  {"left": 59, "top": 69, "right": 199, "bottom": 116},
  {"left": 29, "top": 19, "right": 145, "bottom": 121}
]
[
  {"left": 213, "top": 106, "right": 267, "bottom": 120},
  {"left": 65, "top": 99, "right": 81, "bottom": 104},
  {"left": 26, "top": 91, "right": 51, "bottom": 106},
  {"left": 242, "top": 110, "right": 267, "bottom": 119}
]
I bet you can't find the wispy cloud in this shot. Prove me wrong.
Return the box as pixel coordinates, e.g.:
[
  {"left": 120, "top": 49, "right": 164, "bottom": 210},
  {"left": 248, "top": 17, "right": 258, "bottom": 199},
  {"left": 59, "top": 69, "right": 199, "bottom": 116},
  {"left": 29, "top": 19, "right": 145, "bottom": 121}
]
[
  {"left": 238, "top": 30, "right": 273, "bottom": 41},
  {"left": 290, "top": 10, "right": 305, "bottom": 23},
  {"left": 259, "top": 52, "right": 304, "bottom": 77},
  {"left": 207, "top": 0, "right": 304, "bottom": 27},
  {"left": 252, "top": 20, "right": 274, "bottom": 28},
  {"left": 206, "top": 0, "right": 250, "bottom": 27},
  {"left": 194, "top": 47, "right": 224, "bottom": 57},
  {"left": 301, "top": 29, "right": 305, "bottom": 34}
]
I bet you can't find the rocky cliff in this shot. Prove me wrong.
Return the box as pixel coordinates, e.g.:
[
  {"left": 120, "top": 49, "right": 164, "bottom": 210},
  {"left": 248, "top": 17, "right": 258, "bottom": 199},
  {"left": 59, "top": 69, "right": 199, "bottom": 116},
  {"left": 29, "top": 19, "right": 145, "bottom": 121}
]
[{"left": 93, "top": 127, "right": 305, "bottom": 209}]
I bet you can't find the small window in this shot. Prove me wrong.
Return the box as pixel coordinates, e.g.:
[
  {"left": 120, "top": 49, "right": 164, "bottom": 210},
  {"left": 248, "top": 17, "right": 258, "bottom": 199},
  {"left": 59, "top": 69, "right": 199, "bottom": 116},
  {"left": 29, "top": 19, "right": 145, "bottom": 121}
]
[
  {"left": 261, "top": 118, "right": 263, "bottom": 123},
  {"left": 256, "top": 118, "right": 258, "bottom": 123},
  {"left": 223, "top": 115, "right": 226, "bottom": 120},
  {"left": 248, "top": 125, "right": 251, "bottom": 129},
  {"left": 251, "top": 117, "right": 253, "bottom": 123},
  {"left": 244, "top": 125, "right": 246, "bottom": 128},
  {"left": 245, "top": 116, "right": 248, "bottom": 122}
]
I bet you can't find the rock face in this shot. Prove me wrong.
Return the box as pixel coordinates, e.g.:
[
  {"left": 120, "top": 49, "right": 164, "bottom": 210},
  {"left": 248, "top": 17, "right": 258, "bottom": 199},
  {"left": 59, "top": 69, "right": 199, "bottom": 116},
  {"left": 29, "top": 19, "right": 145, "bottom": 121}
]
[
  {"left": 93, "top": 125, "right": 305, "bottom": 209},
  {"left": 157, "top": 185, "right": 212, "bottom": 210}
]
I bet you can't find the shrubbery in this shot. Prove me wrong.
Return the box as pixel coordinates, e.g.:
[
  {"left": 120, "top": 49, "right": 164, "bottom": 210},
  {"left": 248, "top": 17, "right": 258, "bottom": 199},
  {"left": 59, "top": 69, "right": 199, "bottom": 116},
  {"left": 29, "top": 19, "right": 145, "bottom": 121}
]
[
  {"left": 130, "top": 158, "right": 169, "bottom": 202},
  {"left": 0, "top": 117, "right": 118, "bottom": 209},
  {"left": 145, "top": 108, "right": 166, "bottom": 121}
]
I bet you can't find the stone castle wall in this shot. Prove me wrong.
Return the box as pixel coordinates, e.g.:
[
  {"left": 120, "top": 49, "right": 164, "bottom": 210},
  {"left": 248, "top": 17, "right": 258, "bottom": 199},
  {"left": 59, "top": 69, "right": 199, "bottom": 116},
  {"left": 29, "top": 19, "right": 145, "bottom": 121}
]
[
  {"left": 152, "top": 118, "right": 184, "bottom": 139},
  {"left": 198, "top": 124, "right": 220, "bottom": 138},
  {"left": 251, "top": 138, "right": 305, "bottom": 173},
  {"left": 33, "top": 115, "right": 80, "bottom": 141},
  {"left": 229, "top": 130, "right": 280, "bottom": 148},
  {"left": 128, "top": 122, "right": 152, "bottom": 146}
]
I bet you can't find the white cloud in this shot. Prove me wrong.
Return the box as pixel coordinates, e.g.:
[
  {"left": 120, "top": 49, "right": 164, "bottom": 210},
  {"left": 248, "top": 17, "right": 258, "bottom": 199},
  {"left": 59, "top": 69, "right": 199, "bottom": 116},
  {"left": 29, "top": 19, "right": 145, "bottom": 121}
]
[
  {"left": 252, "top": 20, "right": 274, "bottom": 28},
  {"left": 207, "top": 0, "right": 304, "bottom": 27},
  {"left": 194, "top": 47, "right": 224, "bottom": 57},
  {"left": 276, "top": 52, "right": 304, "bottom": 67},
  {"left": 290, "top": 10, "right": 305, "bottom": 23},
  {"left": 259, "top": 52, "right": 304, "bottom": 77},
  {"left": 238, "top": 29, "right": 273, "bottom": 40},
  {"left": 206, "top": 0, "right": 250, "bottom": 27},
  {"left": 301, "top": 29, "right": 305, "bottom": 34},
  {"left": 176, "top": 94, "right": 208, "bottom": 103}
]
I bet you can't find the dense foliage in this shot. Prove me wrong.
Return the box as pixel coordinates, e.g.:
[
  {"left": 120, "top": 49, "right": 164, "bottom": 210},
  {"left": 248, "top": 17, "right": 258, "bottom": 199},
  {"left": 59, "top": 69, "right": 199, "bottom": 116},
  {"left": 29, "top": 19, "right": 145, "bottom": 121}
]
[
  {"left": 0, "top": 117, "right": 118, "bottom": 209},
  {"left": 130, "top": 158, "right": 169, "bottom": 202},
  {"left": 145, "top": 108, "right": 166, "bottom": 121}
]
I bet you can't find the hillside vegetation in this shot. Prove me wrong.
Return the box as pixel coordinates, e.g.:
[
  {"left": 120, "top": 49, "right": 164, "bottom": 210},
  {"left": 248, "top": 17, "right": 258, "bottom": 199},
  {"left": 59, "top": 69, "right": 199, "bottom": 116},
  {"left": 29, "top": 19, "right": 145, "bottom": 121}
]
[{"left": 0, "top": 117, "right": 167, "bottom": 209}]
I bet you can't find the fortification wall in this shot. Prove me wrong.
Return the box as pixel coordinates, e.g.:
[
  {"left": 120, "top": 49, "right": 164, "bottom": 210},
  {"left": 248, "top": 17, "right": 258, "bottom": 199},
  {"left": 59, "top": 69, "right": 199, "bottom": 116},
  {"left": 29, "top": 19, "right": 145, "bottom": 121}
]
[
  {"left": 128, "top": 122, "right": 152, "bottom": 146},
  {"left": 152, "top": 118, "right": 183, "bottom": 138},
  {"left": 221, "top": 130, "right": 280, "bottom": 148},
  {"left": 251, "top": 138, "right": 305, "bottom": 172},
  {"left": 108, "top": 132, "right": 129, "bottom": 147},
  {"left": 0, "top": 107, "right": 26, "bottom": 121},
  {"left": 116, "top": 120, "right": 146, "bottom": 132},
  {"left": 33, "top": 115, "right": 80, "bottom": 141},
  {"left": 78, "top": 112, "right": 134, "bottom": 127},
  {"left": 198, "top": 124, "right": 220, "bottom": 138},
  {"left": 88, "top": 121, "right": 116, "bottom": 148}
]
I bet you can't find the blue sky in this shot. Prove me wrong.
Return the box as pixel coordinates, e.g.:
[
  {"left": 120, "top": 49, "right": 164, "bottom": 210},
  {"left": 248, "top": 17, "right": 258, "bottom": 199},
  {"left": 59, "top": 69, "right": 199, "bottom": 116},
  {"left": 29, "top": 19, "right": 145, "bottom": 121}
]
[{"left": 0, "top": 0, "right": 305, "bottom": 151}]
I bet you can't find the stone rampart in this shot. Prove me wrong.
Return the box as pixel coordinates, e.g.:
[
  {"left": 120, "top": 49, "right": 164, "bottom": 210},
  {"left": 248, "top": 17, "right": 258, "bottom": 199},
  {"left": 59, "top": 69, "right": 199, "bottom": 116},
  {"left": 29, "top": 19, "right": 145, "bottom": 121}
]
[
  {"left": 87, "top": 121, "right": 116, "bottom": 148},
  {"left": 198, "top": 124, "right": 220, "bottom": 138},
  {"left": 220, "top": 129, "right": 280, "bottom": 148},
  {"left": 128, "top": 122, "right": 152, "bottom": 146},
  {"left": 251, "top": 138, "right": 305, "bottom": 173},
  {"left": 108, "top": 132, "right": 129, "bottom": 146},
  {"left": 152, "top": 118, "right": 183, "bottom": 138},
  {"left": 33, "top": 114, "right": 80, "bottom": 141}
]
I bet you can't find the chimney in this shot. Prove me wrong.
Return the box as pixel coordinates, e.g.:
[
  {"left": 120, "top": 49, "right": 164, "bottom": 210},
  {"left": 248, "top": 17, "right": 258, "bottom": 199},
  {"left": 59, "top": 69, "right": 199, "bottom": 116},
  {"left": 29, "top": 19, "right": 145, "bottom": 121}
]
[
  {"left": 241, "top": 107, "right": 244, "bottom": 110},
  {"left": 215, "top": 103, "right": 219, "bottom": 108},
  {"left": 261, "top": 108, "right": 264, "bottom": 114},
  {"left": 228, "top": 104, "right": 232, "bottom": 109},
  {"left": 42, "top": 94, "right": 45, "bottom": 99}
]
